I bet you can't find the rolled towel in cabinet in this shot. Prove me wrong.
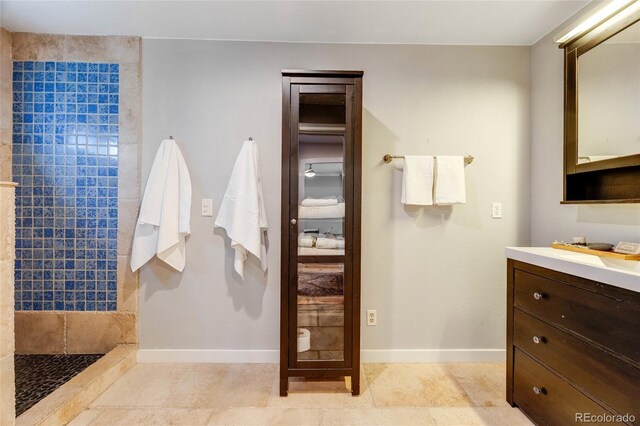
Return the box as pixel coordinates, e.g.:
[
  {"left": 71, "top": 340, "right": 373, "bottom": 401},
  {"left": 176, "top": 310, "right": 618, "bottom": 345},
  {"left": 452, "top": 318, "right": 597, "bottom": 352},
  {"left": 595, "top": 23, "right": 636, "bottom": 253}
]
[{"left": 297, "top": 328, "right": 311, "bottom": 352}]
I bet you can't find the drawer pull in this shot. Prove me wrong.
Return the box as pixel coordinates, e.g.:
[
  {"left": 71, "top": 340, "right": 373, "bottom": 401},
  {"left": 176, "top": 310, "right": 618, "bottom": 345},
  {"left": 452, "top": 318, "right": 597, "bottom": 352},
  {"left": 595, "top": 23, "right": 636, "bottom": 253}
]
[
  {"left": 533, "top": 386, "right": 544, "bottom": 395},
  {"left": 533, "top": 292, "right": 543, "bottom": 300},
  {"left": 532, "top": 336, "right": 542, "bottom": 344}
]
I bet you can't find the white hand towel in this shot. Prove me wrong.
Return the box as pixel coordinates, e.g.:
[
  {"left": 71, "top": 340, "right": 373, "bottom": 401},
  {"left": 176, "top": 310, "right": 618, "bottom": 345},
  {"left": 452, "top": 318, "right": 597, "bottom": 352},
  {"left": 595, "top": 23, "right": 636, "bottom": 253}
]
[
  {"left": 215, "top": 140, "right": 269, "bottom": 280},
  {"left": 434, "top": 156, "right": 466, "bottom": 205},
  {"left": 131, "top": 139, "right": 192, "bottom": 272},
  {"left": 401, "top": 156, "right": 434, "bottom": 205},
  {"left": 301, "top": 197, "right": 338, "bottom": 207}
]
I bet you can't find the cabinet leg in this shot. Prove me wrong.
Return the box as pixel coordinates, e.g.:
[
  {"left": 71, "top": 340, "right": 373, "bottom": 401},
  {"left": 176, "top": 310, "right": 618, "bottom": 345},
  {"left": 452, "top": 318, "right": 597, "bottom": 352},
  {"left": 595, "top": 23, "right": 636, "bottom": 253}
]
[
  {"left": 351, "top": 373, "right": 360, "bottom": 396},
  {"left": 279, "top": 376, "right": 288, "bottom": 397}
]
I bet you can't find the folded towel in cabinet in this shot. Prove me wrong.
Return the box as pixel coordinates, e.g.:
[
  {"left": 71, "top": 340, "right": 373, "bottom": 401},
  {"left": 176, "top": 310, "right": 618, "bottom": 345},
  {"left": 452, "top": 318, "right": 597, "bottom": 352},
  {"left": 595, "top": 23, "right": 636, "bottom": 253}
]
[
  {"left": 401, "top": 156, "right": 434, "bottom": 205},
  {"left": 215, "top": 139, "right": 269, "bottom": 280},
  {"left": 434, "top": 156, "right": 466, "bottom": 205},
  {"left": 301, "top": 197, "right": 338, "bottom": 207},
  {"left": 298, "top": 247, "right": 345, "bottom": 256},
  {"left": 316, "top": 237, "right": 345, "bottom": 250},
  {"left": 131, "top": 139, "right": 192, "bottom": 272},
  {"left": 298, "top": 233, "right": 316, "bottom": 248},
  {"left": 299, "top": 203, "right": 345, "bottom": 219}
]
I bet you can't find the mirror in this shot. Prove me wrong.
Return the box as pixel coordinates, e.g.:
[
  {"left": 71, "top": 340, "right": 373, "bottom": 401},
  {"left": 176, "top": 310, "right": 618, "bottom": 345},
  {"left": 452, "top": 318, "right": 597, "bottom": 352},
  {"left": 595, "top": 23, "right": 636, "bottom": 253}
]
[
  {"left": 577, "top": 20, "right": 640, "bottom": 165},
  {"left": 296, "top": 89, "right": 348, "bottom": 363},
  {"left": 561, "top": 4, "right": 640, "bottom": 203}
]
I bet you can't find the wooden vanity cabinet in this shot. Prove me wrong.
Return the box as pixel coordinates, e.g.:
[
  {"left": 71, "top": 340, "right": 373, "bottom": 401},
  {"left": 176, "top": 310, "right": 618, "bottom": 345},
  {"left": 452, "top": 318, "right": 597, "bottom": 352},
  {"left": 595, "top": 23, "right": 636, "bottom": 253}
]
[{"left": 507, "top": 259, "right": 640, "bottom": 425}]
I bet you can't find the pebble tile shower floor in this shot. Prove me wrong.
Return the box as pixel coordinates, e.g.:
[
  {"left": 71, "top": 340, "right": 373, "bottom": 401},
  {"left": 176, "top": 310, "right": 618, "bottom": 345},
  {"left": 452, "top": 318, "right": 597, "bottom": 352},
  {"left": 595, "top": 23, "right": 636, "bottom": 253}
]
[{"left": 15, "top": 354, "right": 103, "bottom": 416}]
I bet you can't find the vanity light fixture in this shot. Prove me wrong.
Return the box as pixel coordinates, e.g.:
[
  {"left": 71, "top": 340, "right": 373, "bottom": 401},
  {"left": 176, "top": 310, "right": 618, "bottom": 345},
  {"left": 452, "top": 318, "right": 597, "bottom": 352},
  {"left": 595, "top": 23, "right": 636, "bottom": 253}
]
[
  {"left": 556, "top": 0, "right": 638, "bottom": 45},
  {"left": 304, "top": 164, "right": 316, "bottom": 178}
]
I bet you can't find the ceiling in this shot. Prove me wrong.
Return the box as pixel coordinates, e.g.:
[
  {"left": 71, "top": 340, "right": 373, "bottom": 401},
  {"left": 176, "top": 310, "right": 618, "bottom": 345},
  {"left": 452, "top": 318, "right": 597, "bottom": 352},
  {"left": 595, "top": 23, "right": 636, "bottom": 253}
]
[{"left": 0, "top": 1, "right": 589, "bottom": 46}]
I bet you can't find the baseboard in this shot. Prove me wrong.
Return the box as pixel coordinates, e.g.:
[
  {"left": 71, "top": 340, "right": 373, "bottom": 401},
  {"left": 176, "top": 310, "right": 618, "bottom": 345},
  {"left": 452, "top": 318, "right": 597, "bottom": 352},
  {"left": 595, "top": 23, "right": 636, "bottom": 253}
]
[
  {"left": 137, "top": 348, "right": 505, "bottom": 364},
  {"left": 361, "top": 349, "right": 506, "bottom": 363}
]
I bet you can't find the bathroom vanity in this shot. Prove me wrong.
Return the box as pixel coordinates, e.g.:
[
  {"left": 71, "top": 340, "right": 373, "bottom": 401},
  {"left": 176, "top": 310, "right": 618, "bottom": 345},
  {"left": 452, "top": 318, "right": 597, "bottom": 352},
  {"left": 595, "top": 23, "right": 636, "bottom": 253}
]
[{"left": 505, "top": 248, "right": 640, "bottom": 425}]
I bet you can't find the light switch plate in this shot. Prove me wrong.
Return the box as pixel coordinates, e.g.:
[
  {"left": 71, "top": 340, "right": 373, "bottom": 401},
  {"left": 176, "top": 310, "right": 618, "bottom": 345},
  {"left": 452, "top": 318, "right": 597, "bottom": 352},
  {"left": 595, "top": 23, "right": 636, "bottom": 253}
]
[
  {"left": 492, "top": 202, "right": 502, "bottom": 219},
  {"left": 201, "top": 199, "right": 213, "bottom": 217}
]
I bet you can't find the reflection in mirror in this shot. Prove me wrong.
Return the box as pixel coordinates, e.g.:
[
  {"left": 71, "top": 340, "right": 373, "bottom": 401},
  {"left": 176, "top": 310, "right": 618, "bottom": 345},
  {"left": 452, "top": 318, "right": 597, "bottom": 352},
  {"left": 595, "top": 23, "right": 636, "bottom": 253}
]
[
  {"left": 297, "top": 263, "right": 344, "bottom": 361},
  {"left": 296, "top": 90, "right": 347, "bottom": 364},
  {"left": 577, "top": 20, "right": 640, "bottom": 164}
]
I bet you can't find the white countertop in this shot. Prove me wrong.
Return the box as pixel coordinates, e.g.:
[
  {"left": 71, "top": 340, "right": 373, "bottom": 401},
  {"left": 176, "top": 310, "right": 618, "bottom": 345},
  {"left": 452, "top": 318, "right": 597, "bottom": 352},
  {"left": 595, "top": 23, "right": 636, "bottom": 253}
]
[{"left": 506, "top": 247, "right": 640, "bottom": 293}]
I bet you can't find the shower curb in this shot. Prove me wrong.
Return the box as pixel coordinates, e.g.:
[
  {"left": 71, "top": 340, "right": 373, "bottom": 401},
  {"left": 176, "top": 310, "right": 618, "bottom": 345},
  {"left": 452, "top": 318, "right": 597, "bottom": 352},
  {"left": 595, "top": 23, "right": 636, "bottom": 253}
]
[{"left": 15, "top": 344, "right": 136, "bottom": 426}]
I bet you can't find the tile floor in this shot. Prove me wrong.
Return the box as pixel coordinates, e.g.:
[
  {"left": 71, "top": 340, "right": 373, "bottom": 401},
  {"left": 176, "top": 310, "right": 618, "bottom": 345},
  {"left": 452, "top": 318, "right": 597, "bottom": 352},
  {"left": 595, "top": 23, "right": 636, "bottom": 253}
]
[{"left": 68, "top": 362, "right": 533, "bottom": 425}]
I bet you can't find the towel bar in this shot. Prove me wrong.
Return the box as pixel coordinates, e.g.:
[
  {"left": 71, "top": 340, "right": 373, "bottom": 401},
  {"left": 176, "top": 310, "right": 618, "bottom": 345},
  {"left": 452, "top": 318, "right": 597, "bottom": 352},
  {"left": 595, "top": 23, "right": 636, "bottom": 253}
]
[{"left": 383, "top": 154, "right": 474, "bottom": 165}]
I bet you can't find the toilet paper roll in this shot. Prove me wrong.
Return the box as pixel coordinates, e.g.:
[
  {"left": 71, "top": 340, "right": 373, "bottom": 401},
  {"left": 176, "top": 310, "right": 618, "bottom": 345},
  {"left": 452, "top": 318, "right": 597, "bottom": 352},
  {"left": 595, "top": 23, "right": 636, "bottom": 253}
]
[{"left": 297, "top": 328, "right": 311, "bottom": 353}]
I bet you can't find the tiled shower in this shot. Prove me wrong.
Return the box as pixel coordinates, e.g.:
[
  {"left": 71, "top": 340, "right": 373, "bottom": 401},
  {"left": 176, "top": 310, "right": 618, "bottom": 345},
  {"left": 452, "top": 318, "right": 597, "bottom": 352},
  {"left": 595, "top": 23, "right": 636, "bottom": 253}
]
[
  {"left": 12, "top": 61, "right": 119, "bottom": 312},
  {"left": 1, "top": 32, "right": 141, "bottom": 422}
]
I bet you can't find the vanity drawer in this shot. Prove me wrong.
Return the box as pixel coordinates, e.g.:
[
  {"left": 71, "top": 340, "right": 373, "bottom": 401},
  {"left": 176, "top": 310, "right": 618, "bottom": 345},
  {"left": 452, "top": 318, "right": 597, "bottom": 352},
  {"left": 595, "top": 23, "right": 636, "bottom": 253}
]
[
  {"left": 513, "top": 269, "right": 640, "bottom": 363},
  {"left": 513, "top": 349, "right": 622, "bottom": 426},
  {"left": 514, "top": 309, "right": 640, "bottom": 423}
]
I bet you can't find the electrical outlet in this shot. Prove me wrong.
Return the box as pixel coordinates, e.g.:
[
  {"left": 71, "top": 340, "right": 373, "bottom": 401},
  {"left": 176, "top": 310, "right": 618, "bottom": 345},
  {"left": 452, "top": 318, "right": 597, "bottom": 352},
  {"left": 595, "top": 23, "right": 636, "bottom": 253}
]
[
  {"left": 492, "top": 202, "right": 502, "bottom": 219},
  {"left": 367, "top": 310, "right": 377, "bottom": 326},
  {"left": 201, "top": 199, "right": 213, "bottom": 217}
]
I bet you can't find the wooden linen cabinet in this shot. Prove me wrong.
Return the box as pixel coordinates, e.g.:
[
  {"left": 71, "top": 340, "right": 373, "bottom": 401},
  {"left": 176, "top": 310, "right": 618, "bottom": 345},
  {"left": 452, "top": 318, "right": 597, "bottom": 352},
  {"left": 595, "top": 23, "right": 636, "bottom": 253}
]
[{"left": 280, "top": 70, "right": 363, "bottom": 396}]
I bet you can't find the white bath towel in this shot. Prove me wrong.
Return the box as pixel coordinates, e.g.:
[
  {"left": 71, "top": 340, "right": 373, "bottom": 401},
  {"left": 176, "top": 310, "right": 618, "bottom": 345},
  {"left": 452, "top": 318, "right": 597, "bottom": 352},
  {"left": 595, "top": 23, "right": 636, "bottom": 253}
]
[
  {"left": 301, "top": 197, "right": 338, "bottom": 207},
  {"left": 299, "top": 203, "right": 345, "bottom": 219},
  {"left": 401, "top": 156, "right": 434, "bottom": 205},
  {"left": 316, "top": 237, "right": 345, "bottom": 250},
  {"left": 215, "top": 140, "right": 269, "bottom": 280},
  {"left": 131, "top": 139, "right": 192, "bottom": 272},
  {"left": 434, "top": 156, "right": 466, "bottom": 205}
]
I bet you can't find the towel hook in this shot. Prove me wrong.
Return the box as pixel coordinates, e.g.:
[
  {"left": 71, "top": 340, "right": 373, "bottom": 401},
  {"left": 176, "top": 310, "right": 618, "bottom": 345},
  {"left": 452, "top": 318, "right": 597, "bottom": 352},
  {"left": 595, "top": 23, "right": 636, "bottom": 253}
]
[
  {"left": 169, "top": 136, "right": 174, "bottom": 140},
  {"left": 249, "top": 137, "right": 253, "bottom": 141}
]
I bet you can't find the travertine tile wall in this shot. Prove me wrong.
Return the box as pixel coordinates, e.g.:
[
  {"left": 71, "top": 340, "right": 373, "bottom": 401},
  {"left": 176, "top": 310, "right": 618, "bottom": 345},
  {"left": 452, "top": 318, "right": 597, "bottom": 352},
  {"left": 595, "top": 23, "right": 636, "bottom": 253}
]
[
  {"left": 11, "top": 33, "right": 141, "bottom": 354},
  {"left": 0, "top": 27, "right": 15, "bottom": 426},
  {"left": 1, "top": 28, "right": 12, "bottom": 181},
  {"left": 1, "top": 182, "right": 17, "bottom": 425}
]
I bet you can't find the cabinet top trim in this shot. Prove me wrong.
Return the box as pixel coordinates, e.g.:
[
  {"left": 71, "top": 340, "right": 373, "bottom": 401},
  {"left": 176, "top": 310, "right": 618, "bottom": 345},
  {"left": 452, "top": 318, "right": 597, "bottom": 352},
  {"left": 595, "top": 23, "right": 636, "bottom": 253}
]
[{"left": 282, "top": 69, "right": 364, "bottom": 78}]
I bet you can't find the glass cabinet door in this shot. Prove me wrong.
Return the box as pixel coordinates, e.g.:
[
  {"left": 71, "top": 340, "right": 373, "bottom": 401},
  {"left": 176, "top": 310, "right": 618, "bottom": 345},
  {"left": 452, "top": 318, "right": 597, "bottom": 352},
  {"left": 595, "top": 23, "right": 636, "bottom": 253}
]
[{"left": 289, "top": 84, "right": 354, "bottom": 367}]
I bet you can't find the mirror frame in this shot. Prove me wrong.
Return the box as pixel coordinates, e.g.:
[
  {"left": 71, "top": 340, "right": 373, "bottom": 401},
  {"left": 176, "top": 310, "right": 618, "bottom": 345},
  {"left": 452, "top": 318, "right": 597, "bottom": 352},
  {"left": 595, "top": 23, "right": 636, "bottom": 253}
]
[{"left": 562, "top": 7, "right": 640, "bottom": 176}]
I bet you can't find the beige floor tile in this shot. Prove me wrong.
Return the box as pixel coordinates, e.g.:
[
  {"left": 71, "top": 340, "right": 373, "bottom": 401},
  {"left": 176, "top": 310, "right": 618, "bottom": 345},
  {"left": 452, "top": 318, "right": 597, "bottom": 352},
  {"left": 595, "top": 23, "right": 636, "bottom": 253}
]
[
  {"left": 68, "top": 409, "right": 103, "bottom": 426},
  {"left": 446, "top": 363, "right": 509, "bottom": 407},
  {"left": 269, "top": 369, "right": 374, "bottom": 409},
  {"left": 91, "top": 363, "right": 193, "bottom": 408},
  {"left": 321, "top": 408, "right": 435, "bottom": 425},
  {"left": 169, "top": 363, "right": 277, "bottom": 408},
  {"left": 209, "top": 407, "right": 323, "bottom": 426},
  {"left": 429, "top": 407, "right": 533, "bottom": 425},
  {"left": 77, "top": 408, "right": 214, "bottom": 425},
  {"left": 364, "top": 364, "right": 473, "bottom": 408}
]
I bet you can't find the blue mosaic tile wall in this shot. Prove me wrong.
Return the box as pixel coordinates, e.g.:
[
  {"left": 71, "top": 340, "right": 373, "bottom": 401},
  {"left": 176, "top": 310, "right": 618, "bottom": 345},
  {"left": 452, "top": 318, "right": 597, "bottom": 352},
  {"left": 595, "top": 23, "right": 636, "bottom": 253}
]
[{"left": 12, "top": 61, "right": 119, "bottom": 311}]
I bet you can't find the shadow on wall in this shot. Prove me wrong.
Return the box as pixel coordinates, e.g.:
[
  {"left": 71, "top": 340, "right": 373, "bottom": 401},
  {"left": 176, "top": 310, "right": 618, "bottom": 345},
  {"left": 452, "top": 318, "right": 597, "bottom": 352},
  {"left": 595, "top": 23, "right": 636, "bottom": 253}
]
[
  {"left": 141, "top": 256, "right": 185, "bottom": 300},
  {"left": 363, "top": 108, "right": 397, "bottom": 223},
  {"left": 361, "top": 108, "right": 399, "bottom": 348},
  {"left": 576, "top": 205, "right": 640, "bottom": 227},
  {"left": 215, "top": 226, "right": 267, "bottom": 320}
]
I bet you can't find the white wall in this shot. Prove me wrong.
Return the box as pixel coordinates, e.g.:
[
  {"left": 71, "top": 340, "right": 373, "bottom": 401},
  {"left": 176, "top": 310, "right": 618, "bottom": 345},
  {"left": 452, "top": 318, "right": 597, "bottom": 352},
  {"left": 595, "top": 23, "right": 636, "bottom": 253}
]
[
  {"left": 139, "top": 39, "right": 531, "bottom": 360},
  {"left": 530, "top": 32, "right": 640, "bottom": 246}
]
